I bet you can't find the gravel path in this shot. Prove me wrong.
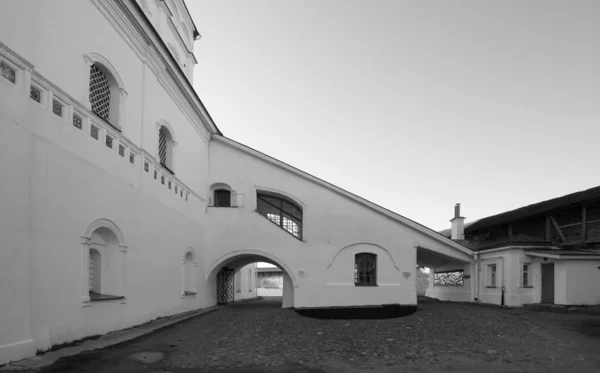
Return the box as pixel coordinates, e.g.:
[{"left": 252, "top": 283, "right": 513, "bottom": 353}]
[{"left": 38, "top": 297, "right": 600, "bottom": 372}]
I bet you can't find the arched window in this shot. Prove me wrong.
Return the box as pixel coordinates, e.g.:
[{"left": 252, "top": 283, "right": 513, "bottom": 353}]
[
  {"left": 256, "top": 192, "right": 302, "bottom": 240},
  {"left": 85, "top": 54, "right": 126, "bottom": 129},
  {"left": 354, "top": 253, "right": 377, "bottom": 286},
  {"left": 158, "top": 125, "right": 175, "bottom": 172},
  {"left": 214, "top": 189, "right": 231, "bottom": 207}
]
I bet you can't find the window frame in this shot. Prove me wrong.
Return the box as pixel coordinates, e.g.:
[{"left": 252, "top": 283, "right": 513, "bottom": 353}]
[
  {"left": 214, "top": 189, "right": 232, "bottom": 207},
  {"left": 521, "top": 262, "right": 532, "bottom": 287},
  {"left": 488, "top": 264, "right": 497, "bottom": 288},
  {"left": 256, "top": 192, "right": 303, "bottom": 240},
  {"left": 354, "top": 253, "right": 377, "bottom": 286}
]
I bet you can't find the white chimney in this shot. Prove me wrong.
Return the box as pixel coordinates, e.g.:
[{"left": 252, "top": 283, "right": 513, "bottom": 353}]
[{"left": 450, "top": 203, "right": 465, "bottom": 240}]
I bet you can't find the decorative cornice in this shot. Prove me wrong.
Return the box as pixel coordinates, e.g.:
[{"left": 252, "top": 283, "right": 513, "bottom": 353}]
[{"left": 0, "top": 41, "right": 34, "bottom": 71}]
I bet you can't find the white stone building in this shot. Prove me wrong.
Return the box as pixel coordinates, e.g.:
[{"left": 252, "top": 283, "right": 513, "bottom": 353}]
[{"left": 0, "top": 0, "right": 471, "bottom": 365}]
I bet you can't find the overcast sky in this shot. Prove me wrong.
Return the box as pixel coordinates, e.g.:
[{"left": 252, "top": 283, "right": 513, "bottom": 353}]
[{"left": 187, "top": 0, "right": 600, "bottom": 231}]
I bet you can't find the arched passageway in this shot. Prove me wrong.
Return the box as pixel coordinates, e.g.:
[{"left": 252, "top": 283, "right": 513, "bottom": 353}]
[{"left": 206, "top": 250, "right": 296, "bottom": 308}]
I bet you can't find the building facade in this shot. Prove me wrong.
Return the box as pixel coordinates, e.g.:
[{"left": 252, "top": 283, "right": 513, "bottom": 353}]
[
  {"left": 428, "top": 191, "right": 600, "bottom": 307},
  {"left": 0, "top": 0, "right": 470, "bottom": 365}
]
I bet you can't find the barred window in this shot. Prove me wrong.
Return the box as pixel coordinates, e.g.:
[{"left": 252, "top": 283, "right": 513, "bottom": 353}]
[
  {"left": 129, "top": 151, "right": 137, "bottom": 165},
  {"left": 158, "top": 125, "right": 174, "bottom": 172},
  {"left": 30, "top": 86, "right": 41, "bottom": 103},
  {"left": 118, "top": 144, "right": 125, "bottom": 157},
  {"left": 1, "top": 61, "right": 15, "bottom": 84},
  {"left": 105, "top": 135, "right": 113, "bottom": 149},
  {"left": 214, "top": 189, "right": 231, "bottom": 207},
  {"left": 73, "top": 114, "right": 83, "bottom": 130},
  {"left": 89, "top": 64, "right": 111, "bottom": 122},
  {"left": 52, "top": 99, "right": 64, "bottom": 117},
  {"left": 90, "top": 124, "right": 99, "bottom": 140},
  {"left": 257, "top": 192, "right": 302, "bottom": 239},
  {"left": 354, "top": 253, "right": 377, "bottom": 286},
  {"left": 434, "top": 270, "right": 464, "bottom": 286}
]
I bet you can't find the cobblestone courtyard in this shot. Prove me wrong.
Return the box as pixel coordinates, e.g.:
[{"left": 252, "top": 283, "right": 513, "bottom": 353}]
[{"left": 36, "top": 298, "right": 600, "bottom": 373}]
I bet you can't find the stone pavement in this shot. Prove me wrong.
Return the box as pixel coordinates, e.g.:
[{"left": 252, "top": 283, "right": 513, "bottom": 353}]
[
  {"left": 0, "top": 305, "right": 219, "bottom": 372},
  {"left": 15, "top": 297, "right": 600, "bottom": 373}
]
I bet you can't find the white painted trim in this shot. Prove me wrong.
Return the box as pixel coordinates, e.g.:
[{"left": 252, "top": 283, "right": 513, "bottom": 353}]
[{"left": 213, "top": 135, "right": 474, "bottom": 258}]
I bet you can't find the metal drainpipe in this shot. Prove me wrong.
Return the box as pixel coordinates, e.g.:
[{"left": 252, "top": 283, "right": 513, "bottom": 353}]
[{"left": 474, "top": 252, "right": 479, "bottom": 301}]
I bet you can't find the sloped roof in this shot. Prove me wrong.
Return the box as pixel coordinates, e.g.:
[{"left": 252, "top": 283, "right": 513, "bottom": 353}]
[
  {"left": 466, "top": 185, "right": 600, "bottom": 232},
  {"left": 214, "top": 136, "right": 473, "bottom": 258}
]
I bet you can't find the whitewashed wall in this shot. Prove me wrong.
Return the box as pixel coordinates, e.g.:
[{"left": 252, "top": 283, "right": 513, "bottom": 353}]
[
  {"left": 0, "top": 0, "right": 210, "bottom": 365},
  {"left": 204, "top": 138, "right": 469, "bottom": 309}
]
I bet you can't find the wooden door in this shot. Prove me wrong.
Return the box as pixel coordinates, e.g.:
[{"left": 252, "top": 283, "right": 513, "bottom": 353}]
[{"left": 541, "top": 263, "right": 555, "bottom": 304}]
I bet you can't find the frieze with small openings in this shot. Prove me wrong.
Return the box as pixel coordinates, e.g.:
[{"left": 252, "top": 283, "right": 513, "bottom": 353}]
[{"left": 0, "top": 45, "right": 194, "bottom": 206}]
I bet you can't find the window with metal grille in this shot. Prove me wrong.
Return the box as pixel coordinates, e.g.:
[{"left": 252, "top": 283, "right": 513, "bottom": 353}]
[
  {"left": 354, "top": 253, "right": 377, "bottom": 286},
  {"left": 158, "top": 126, "right": 174, "bottom": 173},
  {"left": 129, "top": 151, "right": 137, "bottom": 165},
  {"left": 214, "top": 189, "right": 231, "bottom": 207},
  {"left": 52, "top": 99, "right": 63, "bottom": 117},
  {"left": 1, "top": 61, "right": 15, "bottom": 83},
  {"left": 73, "top": 114, "right": 83, "bottom": 130},
  {"left": 256, "top": 193, "right": 302, "bottom": 239},
  {"left": 118, "top": 144, "right": 125, "bottom": 157},
  {"left": 90, "top": 124, "right": 99, "bottom": 140},
  {"left": 105, "top": 135, "right": 113, "bottom": 149},
  {"left": 89, "top": 64, "right": 111, "bottom": 122},
  {"left": 30, "top": 86, "right": 41, "bottom": 103}
]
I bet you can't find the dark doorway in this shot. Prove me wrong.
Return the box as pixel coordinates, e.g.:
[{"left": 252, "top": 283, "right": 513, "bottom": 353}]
[
  {"left": 216, "top": 267, "right": 235, "bottom": 305},
  {"left": 541, "top": 263, "right": 555, "bottom": 304}
]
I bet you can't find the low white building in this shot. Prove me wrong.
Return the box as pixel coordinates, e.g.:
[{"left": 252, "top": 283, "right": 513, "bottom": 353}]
[
  {"left": 0, "top": 0, "right": 470, "bottom": 365},
  {"left": 427, "top": 194, "right": 600, "bottom": 307}
]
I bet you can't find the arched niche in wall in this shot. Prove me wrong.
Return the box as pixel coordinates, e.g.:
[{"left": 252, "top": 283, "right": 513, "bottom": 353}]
[
  {"left": 80, "top": 218, "right": 128, "bottom": 307},
  {"left": 325, "top": 243, "right": 401, "bottom": 286},
  {"left": 182, "top": 247, "right": 198, "bottom": 297}
]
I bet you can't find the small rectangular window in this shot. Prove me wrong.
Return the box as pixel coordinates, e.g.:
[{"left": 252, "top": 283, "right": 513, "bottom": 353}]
[
  {"left": 154, "top": 170, "right": 158, "bottom": 179},
  {"left": 168, "top": 180, "right": 172, "bottom": 189},
  {"left": 30, "top": 86, "right": 41, "bottom": 103},
  {"left": 1, "top": 61, "right": 16, "bottom": 84},
  {"left": 144, "top": 160, "right": 149, "bottom": 172},
  {"left": 73, "top": 114, "right": 83, "bottom": 130},
  {"left": 118, "top": 144, "right": 125, "bottom": 157},
  {"left": 489, "top": 264, "right": 497, "bottom": 287},
  {"left": 522, "top": 263, "right": 530, "bottom": 287},
  {"left": 161, "top": 175, "right": 165, "bottom": 185},
  {"left": 52, "top": 99, "right": 64, "bottom": 117},
  {"left": 129, "top": 151, "right": 137, "bottom": 165},
  {"left": 175, "top": 185, "right": 178, "bottom": 194},
  {"left": 185, "top": 192, "right": 189, "bottom": 201},
  {"left": 180, "top": 189, "right": 183, "bottom": 198},
  {"left": 90, "top": 124, "right": 99, "bottom": 140},
  {"left": 105, "top": 135, "right": 113, "bottom": 149}
]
